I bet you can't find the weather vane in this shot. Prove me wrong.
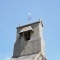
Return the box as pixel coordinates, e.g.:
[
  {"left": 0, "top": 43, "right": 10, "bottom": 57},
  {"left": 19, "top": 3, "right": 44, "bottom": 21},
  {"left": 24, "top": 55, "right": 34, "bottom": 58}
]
[{"left": 27, "top": 12, "right": 32, "bottom": 23}]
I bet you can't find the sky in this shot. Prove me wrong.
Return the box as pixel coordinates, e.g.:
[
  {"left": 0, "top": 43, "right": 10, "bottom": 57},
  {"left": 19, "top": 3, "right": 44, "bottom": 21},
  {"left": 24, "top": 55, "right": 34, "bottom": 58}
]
[{"left": 0, "top": 0, "right": 60, "bottom": 60}]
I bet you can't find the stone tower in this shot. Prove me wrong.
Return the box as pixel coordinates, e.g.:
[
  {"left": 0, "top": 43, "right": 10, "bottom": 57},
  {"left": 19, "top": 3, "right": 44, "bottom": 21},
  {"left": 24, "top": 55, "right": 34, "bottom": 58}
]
[{"left": 11, "top": 21, "right": 46, "bottom": 60}]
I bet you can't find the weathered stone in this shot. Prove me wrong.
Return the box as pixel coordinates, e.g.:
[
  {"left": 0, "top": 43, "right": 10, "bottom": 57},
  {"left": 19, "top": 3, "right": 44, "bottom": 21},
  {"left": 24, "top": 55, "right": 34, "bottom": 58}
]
[{"left": 11, "top": 21, "right": 46, "bottom": 60}]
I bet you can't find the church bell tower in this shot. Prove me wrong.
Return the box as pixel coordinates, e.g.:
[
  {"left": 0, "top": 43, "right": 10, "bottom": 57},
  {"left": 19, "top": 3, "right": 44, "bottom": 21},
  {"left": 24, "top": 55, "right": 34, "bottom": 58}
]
[{"left": 11, "top": 20, "right": 47, "bottom": 60}]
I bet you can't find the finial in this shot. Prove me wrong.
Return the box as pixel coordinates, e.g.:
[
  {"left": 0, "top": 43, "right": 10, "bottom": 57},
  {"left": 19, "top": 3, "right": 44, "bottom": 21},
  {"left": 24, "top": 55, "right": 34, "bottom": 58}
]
[
  {"left": 19, "top": 23, "right": 20, "bottom": 27},
  {"left": 39, "top": 18, "right": 43, "bottom": 27},
  {"left": 39, "top": 19, "right": 40, "bottom": 21},
  {"left": 27, "top": 12, "right": 32, "bottom": 23},
  {"left": 39, "top": 18, "right": 42, "bottom": 21}
]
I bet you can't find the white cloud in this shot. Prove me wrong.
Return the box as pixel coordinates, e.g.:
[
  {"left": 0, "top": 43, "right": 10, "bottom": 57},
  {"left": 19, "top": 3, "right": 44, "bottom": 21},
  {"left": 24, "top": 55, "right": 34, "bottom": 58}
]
[{"left": 5, "top": 57, "right": 11, "bottom": 60}]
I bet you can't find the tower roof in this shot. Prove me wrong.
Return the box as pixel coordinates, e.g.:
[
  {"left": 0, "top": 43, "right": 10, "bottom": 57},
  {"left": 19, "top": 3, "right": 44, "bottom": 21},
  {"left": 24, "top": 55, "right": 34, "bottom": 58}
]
[{"left": 17, "top": 21, "right": 43, "bottom": 29}]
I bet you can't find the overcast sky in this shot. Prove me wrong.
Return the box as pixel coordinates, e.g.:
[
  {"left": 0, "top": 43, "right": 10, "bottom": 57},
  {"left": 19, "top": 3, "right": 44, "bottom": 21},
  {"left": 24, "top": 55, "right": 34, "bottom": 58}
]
[{"left": 0, "top": 0, "right": 60, "bottom": 60}]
